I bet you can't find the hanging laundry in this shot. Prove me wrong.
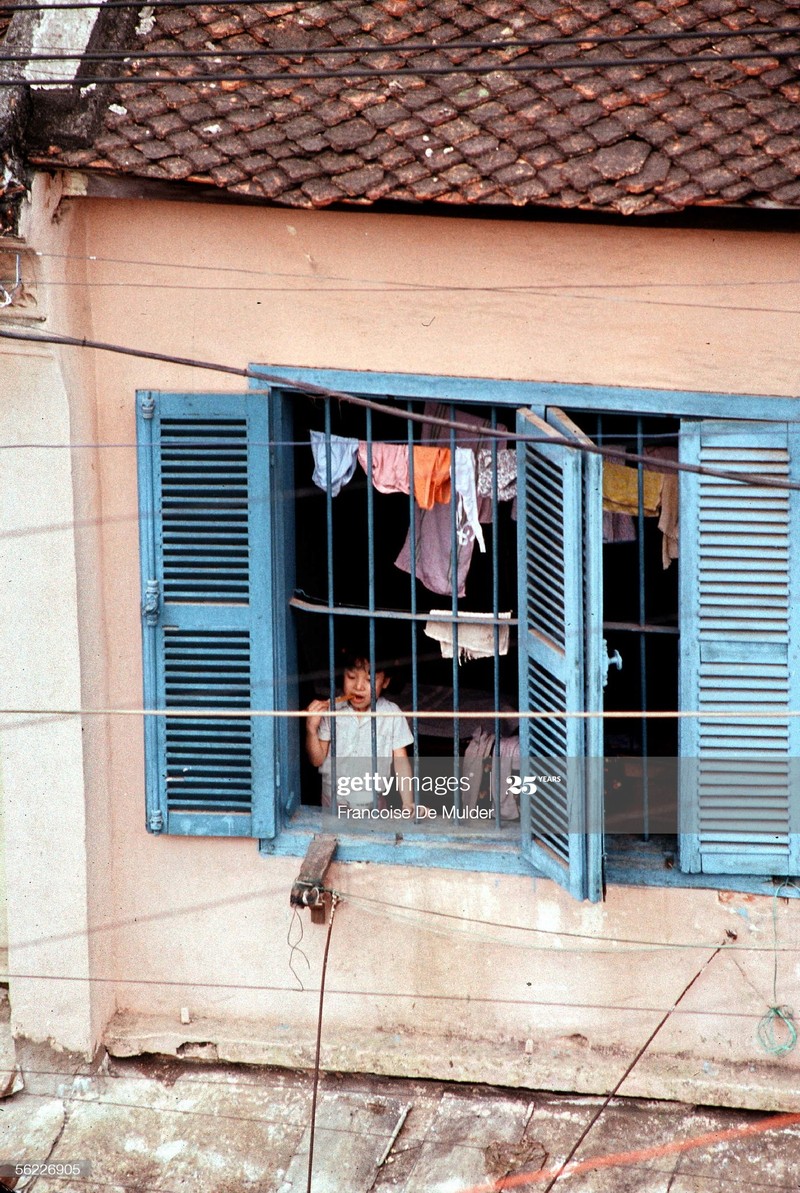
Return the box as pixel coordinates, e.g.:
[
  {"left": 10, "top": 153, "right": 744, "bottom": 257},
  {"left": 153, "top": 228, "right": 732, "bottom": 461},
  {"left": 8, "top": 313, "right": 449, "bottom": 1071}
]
[
  {"left": 497, "top": 735, "right": 521, "bottom": 820},
  {"left": 462, "top": 728, "right": 521, "bottom": 819},
  {"left": 356, "top": 442, "right": 410, "bottom": 496},
  {"left": 600, "top": 445, "right": 636, "bottom": 543},
  {"left": 395, "top": 404, "right": 501, "bottom": 596},
  {"left": 602, "top": 460, "right": 661, "bottom": 517},
  {"left": 309, "top": 431, "right": 359, "bottom": 497},
  {"left": 463, "top": 728, "right": 495, "bottom": 811},
  {"left": 477, "top": 448, "right": 517, "bottom": 501},
  {"left": 645, "top": 445, "right": 679, "bottom": 569},
  {"left": 424, "top": 611, "right": 511, "bottom": 664},
  {"left": 603, "top": 511, "right": 637, "bottom": 544},
  {"left": 454, "top": 448, "right": 485, "bottom": 553},
  {"left": 412, "top": 445, "right": 451, "bottom": 509}
]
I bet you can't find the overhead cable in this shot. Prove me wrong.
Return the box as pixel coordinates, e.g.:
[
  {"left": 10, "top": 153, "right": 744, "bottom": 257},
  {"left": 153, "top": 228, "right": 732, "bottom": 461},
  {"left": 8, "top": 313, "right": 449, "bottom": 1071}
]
[
  {"left": 3, "top": 45, "right": 798, "bottom": 85},
  {"left": 1, "top": 325, "right": 798, "bottom": 492},
  {"left": 6, "top": 22, "right": 800, "bottom": 63}
]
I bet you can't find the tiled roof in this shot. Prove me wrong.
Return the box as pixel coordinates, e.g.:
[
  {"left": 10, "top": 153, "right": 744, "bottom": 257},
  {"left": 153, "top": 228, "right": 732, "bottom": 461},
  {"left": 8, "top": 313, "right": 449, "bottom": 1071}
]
[{"left": 35, "top": 1, "right": 800, "bottom": 215}]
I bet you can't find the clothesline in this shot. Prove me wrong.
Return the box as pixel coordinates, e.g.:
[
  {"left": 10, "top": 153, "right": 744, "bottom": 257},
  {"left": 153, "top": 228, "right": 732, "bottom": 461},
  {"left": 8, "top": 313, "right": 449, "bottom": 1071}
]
[
  {"left": 310, "top": 408, "right": 518, "bottom": 601},
  {"left": 308, "top": 431, "right": 518, "bottom": 510}
]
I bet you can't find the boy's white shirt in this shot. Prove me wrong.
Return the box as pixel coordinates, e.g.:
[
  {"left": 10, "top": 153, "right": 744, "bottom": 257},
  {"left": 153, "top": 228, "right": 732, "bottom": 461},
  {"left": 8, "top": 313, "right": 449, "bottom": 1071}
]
[{"left": 318, "top": 697, "right": 414, "bottom": 806}]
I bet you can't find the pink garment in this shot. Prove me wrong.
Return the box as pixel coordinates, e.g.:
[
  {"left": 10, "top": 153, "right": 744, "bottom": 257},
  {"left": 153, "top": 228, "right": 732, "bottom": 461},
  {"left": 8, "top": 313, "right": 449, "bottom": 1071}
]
[
  {"left": 395, "top": 405, "right": 504, "bottom": 597},
  {"left": 603, "top": 511, "right": 637, "bottom": 543},
  {"left": 357, "top": 442, "right": 410, "bottom": 495}
]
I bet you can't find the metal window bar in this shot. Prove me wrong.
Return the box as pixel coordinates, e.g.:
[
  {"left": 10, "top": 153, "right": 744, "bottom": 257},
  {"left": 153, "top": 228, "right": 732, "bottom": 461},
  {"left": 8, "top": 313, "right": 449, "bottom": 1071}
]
[
  {"left": 636, "top": 416, "right": 649, "bottom": 839},
  {"left": 324, "top": 401, "right": 337, "bottom": 804},
  {"left": 491, "top": 408, "right": 501, "bottom": 826},
  {"left": 365, "top": 406, "right": 378, "bottom": 800},
  {"left": 449, "top": 422, "right": 461, "bottom": 808},
  {"left": 407, "top": 401, "right": 419, "bottom": 798},
  {"left": 304, "top": 398, "right": 524, "bottom": 826}
]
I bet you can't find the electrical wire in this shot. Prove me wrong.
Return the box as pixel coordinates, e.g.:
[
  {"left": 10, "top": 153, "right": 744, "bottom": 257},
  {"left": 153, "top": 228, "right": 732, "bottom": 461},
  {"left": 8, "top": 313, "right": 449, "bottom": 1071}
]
[
  {"left": 14, "top": 1077, "right": 800, "bottom": 1193},
  {"left": 11, "top": 1052, "right": 800, "bottom": 1189},
  {"left": 25, "top": 251, "right": 800, "bottom": 291},
  {"left": 3, "top": 868, "right": 797, "bottom": 958},
  {"left": 7, "top": 44, "right": 800, "bottom": 85},
  {"left": 13, "top": 278, "right": 800, "bottom": 316},
  {"left": 328, "top": 886, "right": 800, "bottom": 950},
  {"left": 539, "top": 940, "right": 726, "bottom": 1193},
  {"left": 0, "top": 966, "right": 789, "bottom": 1018},
  {"left": 5, "top": 0, "right": 331, "bottom": 9},
  {"left": 1, "top": 325, "right": 798, "bottom": 492},
  {"left": 305, "top": 892, "right": 338, "bottom": 1193},
  {"left": 458, "top": 1109, "right": 800, "bottom": 1193},
  {"left": 5, "top": 706, "right": 800, "bottom": 719},
  {"left": 9, "top": 22, "right": 800, "bottom": 63}
]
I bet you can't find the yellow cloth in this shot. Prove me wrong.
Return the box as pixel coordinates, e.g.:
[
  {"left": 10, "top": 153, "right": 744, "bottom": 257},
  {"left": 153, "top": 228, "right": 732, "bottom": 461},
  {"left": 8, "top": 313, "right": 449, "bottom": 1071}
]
[
  {"left": 602, "top": 462, "right": 661, "bottom": 517},
  {"left": 645, "top": 446, "right": 680, "bottom": 569}
]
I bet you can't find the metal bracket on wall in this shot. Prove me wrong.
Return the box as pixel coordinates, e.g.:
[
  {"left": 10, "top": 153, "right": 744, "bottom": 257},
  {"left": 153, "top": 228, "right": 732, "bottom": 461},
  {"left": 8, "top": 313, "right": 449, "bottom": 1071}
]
[
  {"left": 0, "top": 253, "right": 22, "bottom": 308},
  {"left": 290, "top": 834, "right": 338, "bottom": 924}
]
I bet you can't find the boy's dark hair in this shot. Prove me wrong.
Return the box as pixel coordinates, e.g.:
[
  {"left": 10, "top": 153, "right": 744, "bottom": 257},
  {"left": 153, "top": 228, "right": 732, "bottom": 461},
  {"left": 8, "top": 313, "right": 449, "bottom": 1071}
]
[
  {"left": 337, "top": 632, "right": 409, "bottom": 686},
  {"left": 339, "top": 642, "right": 394, "bottom": 680}
]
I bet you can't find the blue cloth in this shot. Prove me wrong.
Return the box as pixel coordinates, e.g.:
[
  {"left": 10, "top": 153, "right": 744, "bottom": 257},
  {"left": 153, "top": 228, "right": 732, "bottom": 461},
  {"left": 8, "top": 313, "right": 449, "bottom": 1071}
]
[{"left": 310, "top": 431, "right": 359, "bottom": 497}]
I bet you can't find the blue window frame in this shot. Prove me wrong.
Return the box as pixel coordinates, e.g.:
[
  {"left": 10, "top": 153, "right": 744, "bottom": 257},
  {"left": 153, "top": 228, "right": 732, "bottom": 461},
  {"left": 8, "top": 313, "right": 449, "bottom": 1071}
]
[{"left": 136, "top": 373, "right": 800, "bottom": 901}]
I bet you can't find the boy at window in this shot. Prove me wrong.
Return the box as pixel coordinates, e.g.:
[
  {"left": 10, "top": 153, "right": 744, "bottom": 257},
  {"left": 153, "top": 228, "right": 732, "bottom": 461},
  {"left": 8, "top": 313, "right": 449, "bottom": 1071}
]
[{"left": 305, "top": 648, "right": 415, "bottom": 813}]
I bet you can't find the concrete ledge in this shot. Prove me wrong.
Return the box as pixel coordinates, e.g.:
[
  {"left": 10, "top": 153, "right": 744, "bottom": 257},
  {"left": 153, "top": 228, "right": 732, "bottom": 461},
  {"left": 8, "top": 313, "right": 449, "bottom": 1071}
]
[{"left": 104, "top": 1011, "right": 800, "bottom": 1114}]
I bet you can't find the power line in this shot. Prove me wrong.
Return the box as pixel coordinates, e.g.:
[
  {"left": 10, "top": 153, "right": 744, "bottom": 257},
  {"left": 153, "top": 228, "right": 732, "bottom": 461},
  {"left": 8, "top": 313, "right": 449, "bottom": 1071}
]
[
  {"left": 458, "top": 1110, "right": 800, "bottom": 1193},
  {"left": 5, "top": 706, "right": 800, "bottom": 719},
  {"left": 16, "top": 1053, "right": 800, "bottom": 1193},
  {"left": 24, "top": 251, "right": 800, "bottom": 291},
  {"left": 1, "top": 326, "right": 798, "bottom": 493},
  {"left": 540, "top": 940, "right": 725, "bottom": 1193},
  {"left": 331, "top": 887, "right": 800, "bottom": 948},
  {"left": 0, "top": 967, "right": 787, "bottom": 1018},
  {"left": 13, "top": 277, "right": 800, "bottom": 314},
  {"left": 0, "top": 0, "right": 351, "bottom": 10},
  {"left": 8, "top": 22, "right": 800, "bottom": 63},
  {"left": 6, "top": 45, "right": 799, "bottom": 85},
  {"left": 4, "top": 867, "right": 796, "bottom": 958},
  {"left": 15, "top": 1076, "right": 800, "bottom": 1193}
]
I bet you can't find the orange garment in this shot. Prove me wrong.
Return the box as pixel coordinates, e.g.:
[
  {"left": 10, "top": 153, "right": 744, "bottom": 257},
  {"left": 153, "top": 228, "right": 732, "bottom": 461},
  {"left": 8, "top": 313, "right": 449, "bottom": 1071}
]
[{"left": 413, "top": 446, "right": 451, "bottom": 509}]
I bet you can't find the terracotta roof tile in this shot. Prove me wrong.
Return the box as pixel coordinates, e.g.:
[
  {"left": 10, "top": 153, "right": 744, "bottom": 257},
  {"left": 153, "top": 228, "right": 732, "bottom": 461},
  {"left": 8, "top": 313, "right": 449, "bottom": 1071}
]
[{"left": 33, "top": 0, "right": 800, "bottom": 215}]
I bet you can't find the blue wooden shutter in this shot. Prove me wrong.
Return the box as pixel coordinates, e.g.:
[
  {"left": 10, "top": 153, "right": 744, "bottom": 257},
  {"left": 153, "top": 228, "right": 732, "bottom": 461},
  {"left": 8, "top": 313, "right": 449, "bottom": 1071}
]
[
  {"left": 137, "top": 391, "right": 275, "bottom": 838},
  {"left": 679, "top": 420, "right": 800, "bottom": 875},
  {"left": 516, "top": 407, "right": 604, "bottom": 902},
  {"left": 265, "top": 388, "right": 300, "bottom": 820}
]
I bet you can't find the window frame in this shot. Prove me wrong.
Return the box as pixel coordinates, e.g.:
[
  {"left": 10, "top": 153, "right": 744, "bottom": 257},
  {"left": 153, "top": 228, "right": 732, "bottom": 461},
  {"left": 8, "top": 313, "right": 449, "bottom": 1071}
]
[
  {"left": 250, "top": 367, "right": 800, "bottom": 894},
  {"left": 138, "top": 370, "right": 800, "bottom": 895}
]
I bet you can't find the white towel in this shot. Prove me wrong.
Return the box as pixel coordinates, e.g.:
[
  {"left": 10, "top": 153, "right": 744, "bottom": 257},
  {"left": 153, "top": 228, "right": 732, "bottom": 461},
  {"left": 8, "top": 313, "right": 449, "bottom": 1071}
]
[{"left": 424, "top": 611, "right": 510, "bottom": 664}]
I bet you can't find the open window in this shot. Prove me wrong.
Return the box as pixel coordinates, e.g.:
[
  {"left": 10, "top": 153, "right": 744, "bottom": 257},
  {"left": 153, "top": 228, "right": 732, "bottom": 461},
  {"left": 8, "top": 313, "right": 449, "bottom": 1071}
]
[{"left": 137, "top": 385, "right": 800, "bottom": 900}]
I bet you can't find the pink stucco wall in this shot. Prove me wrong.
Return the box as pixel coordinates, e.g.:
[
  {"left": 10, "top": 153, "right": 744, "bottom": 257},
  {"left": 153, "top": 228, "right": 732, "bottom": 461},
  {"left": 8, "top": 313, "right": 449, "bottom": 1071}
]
[{"left": 6, "top": 178, "right": 799, "bottom": 1103}]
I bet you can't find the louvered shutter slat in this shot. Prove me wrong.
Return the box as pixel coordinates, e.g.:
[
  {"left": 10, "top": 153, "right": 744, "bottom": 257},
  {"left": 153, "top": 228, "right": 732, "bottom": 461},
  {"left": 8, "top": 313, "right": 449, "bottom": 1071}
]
[
  {"left": 138, "top": 392, "right": 274, "bottom": 838},
  {"left": 516, "top": 408, "right": 603, "bottom": 901},
  {"left": 679, "top": 421, "right": 800, "bottom": 875}
]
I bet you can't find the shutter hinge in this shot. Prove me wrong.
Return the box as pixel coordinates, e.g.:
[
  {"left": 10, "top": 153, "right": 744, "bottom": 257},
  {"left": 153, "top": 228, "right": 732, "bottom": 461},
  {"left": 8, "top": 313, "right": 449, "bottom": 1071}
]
[
  {"left": 140, "top": 393, "right": 155, "bottom": 420},
  {"left": 142, "top": 579, "right": 160, "bottom": 626},
  {"left": 148, "top": 809, "right": 164, "bottom": 833}
]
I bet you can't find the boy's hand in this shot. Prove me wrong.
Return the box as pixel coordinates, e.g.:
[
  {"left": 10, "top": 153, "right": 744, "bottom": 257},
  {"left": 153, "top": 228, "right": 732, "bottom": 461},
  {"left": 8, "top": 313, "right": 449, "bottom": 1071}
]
[{"left": 305, "top": 698, "right": 330, "bottom": 736}]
